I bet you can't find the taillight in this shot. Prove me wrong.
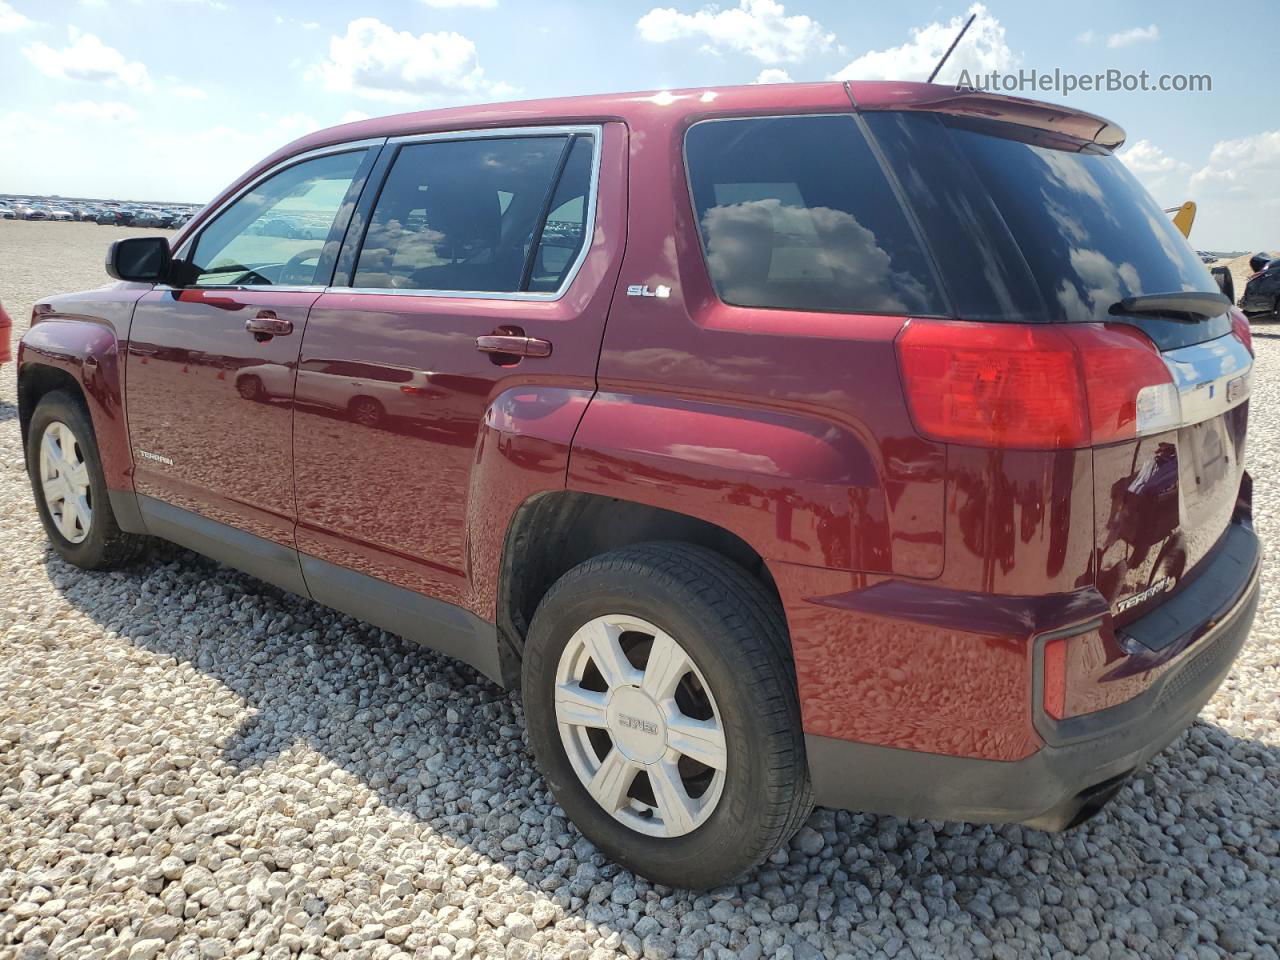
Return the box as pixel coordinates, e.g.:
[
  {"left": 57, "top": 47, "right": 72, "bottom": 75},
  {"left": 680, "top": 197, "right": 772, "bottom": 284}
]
[
  {"left": 1230, "top": 306, "right": 1253, "bottom": 355},
  {"left": 896, "top": 320, "right": 1179, "bottom": 449}
]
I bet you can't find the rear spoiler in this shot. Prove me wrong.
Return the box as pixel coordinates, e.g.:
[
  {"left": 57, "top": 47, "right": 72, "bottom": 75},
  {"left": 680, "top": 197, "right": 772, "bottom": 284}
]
[{"left": 846, "top": 81, "right": 1126, "bottom": 150}]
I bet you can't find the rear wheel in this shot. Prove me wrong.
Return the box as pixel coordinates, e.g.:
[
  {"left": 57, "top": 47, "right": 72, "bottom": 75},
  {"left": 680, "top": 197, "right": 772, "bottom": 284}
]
[
  {"left": 522, "top": 542, "right": 811, "bottom": 888},
  {"left": 350, "top": 396, "right": 383, "bottom": 428},
  {"left": 26, "top": 390, "right": 147, "bottom": 570}
]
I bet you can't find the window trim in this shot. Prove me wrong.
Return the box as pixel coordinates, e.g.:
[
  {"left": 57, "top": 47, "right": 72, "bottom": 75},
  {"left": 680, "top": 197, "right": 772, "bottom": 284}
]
[
  {"left": 681, "top": 113, "right": 954, "bottom": 320},
  {"left": 333, "top": 123, "right": 604, "bottom": 302},
  {"left": 162, "top": 137, "right": 387, "bottom": 294}
]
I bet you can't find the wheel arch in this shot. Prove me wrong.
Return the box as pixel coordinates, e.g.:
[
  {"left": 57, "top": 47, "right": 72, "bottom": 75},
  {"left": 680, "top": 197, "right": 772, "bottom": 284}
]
[
  {"left": 495, "top": 490, "right": 784, "bottom": 687},
  {"left": 18, "top": 311, "right": 139, "bottom": 510},
  {"left": 18, "top": 362, "right": 86, "bottom": 448}
]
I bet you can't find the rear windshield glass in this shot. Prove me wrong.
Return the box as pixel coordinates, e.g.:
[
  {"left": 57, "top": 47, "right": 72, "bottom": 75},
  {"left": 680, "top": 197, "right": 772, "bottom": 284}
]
[
  {"left": 865, "top": 112, "right": 1218, "bottom": 325},
  {"left": 684, "top": 115, "right": 947, "bottom": 316}
]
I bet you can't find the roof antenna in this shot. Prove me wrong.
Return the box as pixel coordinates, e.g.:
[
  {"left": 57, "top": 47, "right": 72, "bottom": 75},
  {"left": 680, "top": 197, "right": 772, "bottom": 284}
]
[{"left": 927, "top": 12, "right": 977, "bottom": 84}]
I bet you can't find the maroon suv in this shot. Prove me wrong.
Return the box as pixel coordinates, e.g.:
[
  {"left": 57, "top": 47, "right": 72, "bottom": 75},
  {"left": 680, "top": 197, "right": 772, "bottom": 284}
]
[{"left": 18, "top": 82, "right": 1259, "bottom": 888}]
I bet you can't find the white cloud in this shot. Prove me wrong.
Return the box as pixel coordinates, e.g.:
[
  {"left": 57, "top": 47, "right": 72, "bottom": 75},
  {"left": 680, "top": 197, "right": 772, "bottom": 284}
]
[
  {"left": 171, "top": 84, "right": 209, "bottom": 99},
  {"left": 1076, "top": 29, "right": 1095, "bottom": 45},
  {"left": 753, "top": 68, "right": 791, "bottom": 84},
  {"left": 1120, "top": 140, "right": 1184, "bottom": 177},
  {"left": 636, "top": 0, "right": 834, "bottom": 65},
  {"left": 317, "top": 17, "right": 497, "bottom": 103},
  {"left": 53, "top": 99, "right": 140, "bottom": 124},
  {"left": 340, "top": 110, "right": 371, "bottom": 124},
  {"left": 1107, "top": 25, "right": 1158, "bottom": 48},
  {"left": 420, "top": 0, "right": 497, "bottom": 6},
  {"left": 1184, "top": 130, "right": 1280, "bottom": 249},
  {"left": 275, "top": 14, "right": 318, "bottom": 29},
  {"left": 0, "top": 1, "right": 33, "bottom": 31},
  {"left": 0, "top": 108, "right": 317, "bottom": 202},
  {"left": 832, "top": 3, "right": 1016, "bottom": 83},
  {"left": 23, "top": 27, "right": 151, "bottom": 88},
  {"left": 1119, "top": 139, "right": 1192, "bottom": 209}
]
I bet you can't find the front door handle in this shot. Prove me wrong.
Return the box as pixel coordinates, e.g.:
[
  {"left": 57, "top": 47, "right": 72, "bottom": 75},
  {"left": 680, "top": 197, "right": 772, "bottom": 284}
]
[
  {"left": 245, "top": 311, "right": 293, "bottom": 340},
  {"left": 476, "top": 330, "right": 552, "bottom": 358}
]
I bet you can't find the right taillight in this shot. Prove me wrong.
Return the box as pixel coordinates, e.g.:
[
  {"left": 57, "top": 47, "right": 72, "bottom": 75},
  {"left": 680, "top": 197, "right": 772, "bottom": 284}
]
[
  {"left": 1230, "top": 306, "right": 1254, "bottom": 355},
  {"left": 896, "top": 319, "right": 1179, "bottom": 449}
]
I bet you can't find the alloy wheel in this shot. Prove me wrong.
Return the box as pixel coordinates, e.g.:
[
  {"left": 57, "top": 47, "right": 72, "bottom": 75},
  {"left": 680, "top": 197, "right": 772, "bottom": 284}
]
[
  {"left": 553, "top": 614, "right": 727, "bottom": 838},
  {"left": 39, "top": 420, "right": 93, "bottom": 544}
]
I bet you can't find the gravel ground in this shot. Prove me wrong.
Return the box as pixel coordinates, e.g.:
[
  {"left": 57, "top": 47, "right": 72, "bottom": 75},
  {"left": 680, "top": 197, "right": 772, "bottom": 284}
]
[{"left": 1, "top": 221, "right": 1278, "bottom": 960}]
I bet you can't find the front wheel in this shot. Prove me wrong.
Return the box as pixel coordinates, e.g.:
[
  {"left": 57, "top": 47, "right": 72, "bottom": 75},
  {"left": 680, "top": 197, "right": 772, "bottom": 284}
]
[
  {"left": 522, "top": 542, "right": 812, "bottom": 888},
  {"left": 26, "top": 390, "right": 148, "bottom": 570}
]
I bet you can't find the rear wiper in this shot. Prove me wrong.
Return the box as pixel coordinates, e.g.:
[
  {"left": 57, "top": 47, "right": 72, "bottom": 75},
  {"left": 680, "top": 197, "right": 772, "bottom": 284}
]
[{"left": 1109, "top": 291, "right": 1230, "bottom": 320}]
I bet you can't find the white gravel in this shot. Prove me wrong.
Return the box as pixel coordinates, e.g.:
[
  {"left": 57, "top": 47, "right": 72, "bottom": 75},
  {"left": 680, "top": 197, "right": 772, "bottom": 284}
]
[{"left": 1, "top": 222, "right": 1278, "bottom": 960}]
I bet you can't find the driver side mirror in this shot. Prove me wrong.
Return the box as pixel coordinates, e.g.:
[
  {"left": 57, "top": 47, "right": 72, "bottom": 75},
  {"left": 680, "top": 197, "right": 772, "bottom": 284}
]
[{"left": 106, "top": 236, "right": 171, "bottom": 282}]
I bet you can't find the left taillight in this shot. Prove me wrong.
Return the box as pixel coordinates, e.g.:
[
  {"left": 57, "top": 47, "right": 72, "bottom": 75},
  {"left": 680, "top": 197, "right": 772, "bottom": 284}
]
[{"left": 895, "top": 319, "right": 1180, "bottom": 449}]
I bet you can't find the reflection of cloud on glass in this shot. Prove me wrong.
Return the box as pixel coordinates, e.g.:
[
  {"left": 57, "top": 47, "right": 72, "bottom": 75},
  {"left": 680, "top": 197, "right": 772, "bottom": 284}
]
[
  {"left": 1041, "top": 193, "right": 1087, "bottom": 244},
  {"left": 356, "top": 217, "right": 447, "bottom": 286},
  {"left": 701, "top": 199, "right": 930, "bottom": 313},
  {"left": 1055, "top": 248, "right": 1141, "bottom": 322},
  {"left": 1040, "top": 149, "right": 1106, "bottom": 204}
]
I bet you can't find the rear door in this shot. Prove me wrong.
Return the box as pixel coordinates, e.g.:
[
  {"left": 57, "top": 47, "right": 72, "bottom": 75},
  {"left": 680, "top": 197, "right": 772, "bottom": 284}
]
[
  {"left": 293, "top": 125, "right": 621, "bottom": 609},
  {"left": 126, "top": 145, "right": 376, "bottom": 559}
]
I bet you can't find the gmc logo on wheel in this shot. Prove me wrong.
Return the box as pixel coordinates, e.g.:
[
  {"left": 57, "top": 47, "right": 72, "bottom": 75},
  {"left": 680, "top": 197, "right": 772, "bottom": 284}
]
[{"left": 617, "top": 713, "right": 658, "bottom": 735}]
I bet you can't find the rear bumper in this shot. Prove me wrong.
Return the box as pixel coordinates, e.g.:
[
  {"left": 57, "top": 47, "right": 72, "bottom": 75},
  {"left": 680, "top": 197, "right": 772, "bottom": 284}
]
[{"left": 805, "top": 526, "right": 1260, "bottom": 830}]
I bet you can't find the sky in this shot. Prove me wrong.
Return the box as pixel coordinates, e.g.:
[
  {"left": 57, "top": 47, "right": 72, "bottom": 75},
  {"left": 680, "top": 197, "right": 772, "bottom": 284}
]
[{"left": 0, "top": 0, "right": 1274, "bottom": 249}]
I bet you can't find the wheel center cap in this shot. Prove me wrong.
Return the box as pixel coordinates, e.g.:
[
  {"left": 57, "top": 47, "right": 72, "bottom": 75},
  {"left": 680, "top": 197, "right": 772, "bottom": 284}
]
[{"left": 606, "top": 686, "right": 667, "bottom": 764}]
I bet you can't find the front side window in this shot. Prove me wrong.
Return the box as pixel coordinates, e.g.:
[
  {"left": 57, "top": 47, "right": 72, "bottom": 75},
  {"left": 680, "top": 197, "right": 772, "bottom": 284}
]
[
  {"left": 684, "top": 115, "right": 946, "bottom": 315},
  {"left": 187, "top": 150, "right": 366, "bottom": 288},
  {"left": 353, "top": 133, "right": 593, "bottom": 294}
]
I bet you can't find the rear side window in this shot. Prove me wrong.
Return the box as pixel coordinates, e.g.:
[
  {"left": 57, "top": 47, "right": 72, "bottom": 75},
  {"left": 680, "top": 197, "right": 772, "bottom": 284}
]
[
  {"left": 353, "top": 134, "right": 592, "bottom": 294},
  {"left": 684, "top": 115, "right": 946, "bottom": 315}
]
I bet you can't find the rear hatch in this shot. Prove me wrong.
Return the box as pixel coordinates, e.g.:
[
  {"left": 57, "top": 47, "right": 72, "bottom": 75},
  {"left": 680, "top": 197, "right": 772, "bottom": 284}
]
[{"left": 863, "top": 109, "right": 1253, "bottom": 619}]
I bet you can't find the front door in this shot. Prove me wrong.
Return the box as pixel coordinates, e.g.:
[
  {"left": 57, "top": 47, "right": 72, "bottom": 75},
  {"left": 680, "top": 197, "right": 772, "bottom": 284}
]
[{"left": 126, "top": 147, "right": 374, "bottom": 555}]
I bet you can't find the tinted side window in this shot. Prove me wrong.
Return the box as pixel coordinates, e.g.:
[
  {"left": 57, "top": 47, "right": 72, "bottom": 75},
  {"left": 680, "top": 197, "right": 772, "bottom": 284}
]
[
  {"left": 354, "top": 136, "right": 571, "bottom": 293},
  {"left": 189, "top": 150, "right": 366, "bottom": 288},
  {"left": 527, "top": 136, "right": 594, "bottom": 293},
  {"left": 684, "top": 116, "right": 946, "bottom": 315}
]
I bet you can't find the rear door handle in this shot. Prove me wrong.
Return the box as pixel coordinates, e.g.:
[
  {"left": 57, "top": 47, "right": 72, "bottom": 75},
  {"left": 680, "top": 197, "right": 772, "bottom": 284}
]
[
  {"left": 476, "top": 332, "right": 552, "bottom": 358},
  {"left": 245, "top": 312, "right": 293, "bottom": 339}
]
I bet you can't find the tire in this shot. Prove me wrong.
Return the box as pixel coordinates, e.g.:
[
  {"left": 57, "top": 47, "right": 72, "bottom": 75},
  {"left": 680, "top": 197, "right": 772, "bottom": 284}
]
[
  {"left": 236, "top": 374, "right": 264, "bottom": 401},
  {"left": 522, "top": 542, "right": 812, "bottom": 888},
  {"left": 26, "top": 390, "right": 148, "bottom": 570},
  {"left": 350, "top": 397, "right": 383, "bottom": 428}
]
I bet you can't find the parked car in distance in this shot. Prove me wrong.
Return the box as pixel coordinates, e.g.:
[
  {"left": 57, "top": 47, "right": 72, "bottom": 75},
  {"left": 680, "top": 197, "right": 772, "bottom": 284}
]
[
  {"left": 49, "top": 209, "right": 74, "bottom": 222},
  {"left": 17, "top": 81, "right": 1260, "bottom": 889},
  {"left": 0, "top": 207, "right": 15, "bottom": 220},
  {"left": 1240, "top": 257, "right": 1280, "bottom": 318},
  {"left": 21, "top": 206, "right": 48, "bottom": 221}
]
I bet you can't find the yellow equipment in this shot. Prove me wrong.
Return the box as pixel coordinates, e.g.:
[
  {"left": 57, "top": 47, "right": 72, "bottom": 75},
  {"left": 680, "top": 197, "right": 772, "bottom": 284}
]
[{"left": 1163, "top": 201, "right": 1196, "bottom": 238}]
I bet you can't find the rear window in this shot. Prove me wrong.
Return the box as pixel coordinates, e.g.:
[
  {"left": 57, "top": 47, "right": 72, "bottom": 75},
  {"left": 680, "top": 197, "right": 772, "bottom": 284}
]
[
  {"left": 864, "top": 112, "right": 1220, "bottom": 326},
  {"left": 684, "top": 115, "right": 947, "bottom": 316}
]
